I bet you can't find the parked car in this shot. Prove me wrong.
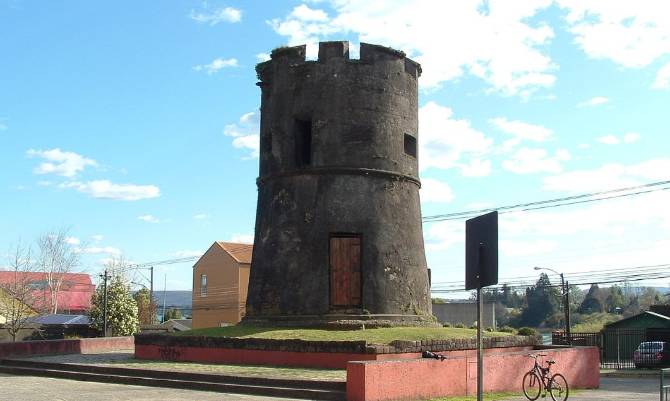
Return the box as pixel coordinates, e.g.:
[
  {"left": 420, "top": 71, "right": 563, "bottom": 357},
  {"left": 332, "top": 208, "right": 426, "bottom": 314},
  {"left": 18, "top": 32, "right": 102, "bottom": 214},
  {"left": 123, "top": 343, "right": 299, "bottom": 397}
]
[{"left": 633, "top": 341, "right": 670, "bottom": 368}]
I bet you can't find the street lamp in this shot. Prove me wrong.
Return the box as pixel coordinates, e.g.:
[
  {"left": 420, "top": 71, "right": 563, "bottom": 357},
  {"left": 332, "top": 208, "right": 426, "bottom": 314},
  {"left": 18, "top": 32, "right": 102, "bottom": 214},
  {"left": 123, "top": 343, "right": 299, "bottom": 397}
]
[{"left": 534, "top": 266, "right": 571, "bottom": 345}]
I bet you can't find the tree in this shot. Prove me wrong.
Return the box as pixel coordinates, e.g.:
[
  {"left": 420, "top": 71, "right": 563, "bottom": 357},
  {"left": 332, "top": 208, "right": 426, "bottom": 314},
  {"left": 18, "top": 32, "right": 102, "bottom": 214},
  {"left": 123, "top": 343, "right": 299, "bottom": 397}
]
[
  {"left": 638, "top": 287, "right": 662, "bottom": 309},
  {"left": 518, "top": 273, "right": 560, "bottom": 327},
  {"left": 90, "top": 274, "right": 138, "bottom": 336},
  {"left": 36, "top": 229, "right": 80, "bottom": 314},
  {"left": 579, "top": 284, "right": 604, "bottom": 314},
  {"left": 163, "top": 308, "right": 182, "bottom": 322},
  {"left": 133, "top": 288, "right": 157, "bottom": 325},
  {"left": 605, "top": 285, "right": 626, "bottom": 313},
  {"left": 0, "top": 242, "right": 39, "bottom": 341}
]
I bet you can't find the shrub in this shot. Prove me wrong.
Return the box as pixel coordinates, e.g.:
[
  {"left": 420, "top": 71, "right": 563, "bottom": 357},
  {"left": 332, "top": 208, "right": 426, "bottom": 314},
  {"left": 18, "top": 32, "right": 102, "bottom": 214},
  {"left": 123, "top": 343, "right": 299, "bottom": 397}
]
[
  {"left": 517, "top": 327, "right": 538, "bottom": 336},
  {"left": 455, "top": 323, "right": 465, "bottom": 328},
  {"left": 469, "top": 324, "right": 477, "bottom": 329},
  {"left": 485, "top": 327, "right": 494, "bottom": 332},
  {"left": 500, "top": 326, "right": 517, "bottom": 334},
  {"left": 443, "top": 322, "right": 452, "bottom": 327}
]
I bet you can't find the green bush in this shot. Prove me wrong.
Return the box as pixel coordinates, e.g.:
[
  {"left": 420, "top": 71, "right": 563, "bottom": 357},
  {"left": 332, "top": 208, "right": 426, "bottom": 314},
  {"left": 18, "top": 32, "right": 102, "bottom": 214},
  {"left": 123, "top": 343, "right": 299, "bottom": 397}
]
[
  {"left": 443, "top": 322, "right": 452, "bottom": 327},
  {"left": 485, "top": 327, "right": 494, "bottom": 332},
  {"left": 455, "top": 323, "right": 465, "bottom": 328},
  {"left": 499, "top": 326, "right": 517, "bottom": 334},
  {"left": 469, "top": 324, "right": 477, "bottom": 330},
  {"left": 517, "top": 327, "right": 538, "bottom": 336}
]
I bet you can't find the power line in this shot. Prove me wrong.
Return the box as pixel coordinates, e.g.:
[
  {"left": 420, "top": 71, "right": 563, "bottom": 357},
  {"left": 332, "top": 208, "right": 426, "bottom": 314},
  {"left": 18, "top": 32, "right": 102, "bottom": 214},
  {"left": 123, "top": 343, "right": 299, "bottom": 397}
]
[
  {"left": 431, "top": 262, "right": 670, "bottom": 293},
  {"left": 423, "top": 179, "right": 670, "bottom": 222}
]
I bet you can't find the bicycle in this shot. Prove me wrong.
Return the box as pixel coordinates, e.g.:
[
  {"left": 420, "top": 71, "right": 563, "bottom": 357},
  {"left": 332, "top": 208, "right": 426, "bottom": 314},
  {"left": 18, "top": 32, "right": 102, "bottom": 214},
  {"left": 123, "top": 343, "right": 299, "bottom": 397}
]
[{"left": 522, "top": 353, "right": 569, "bottom": 401}]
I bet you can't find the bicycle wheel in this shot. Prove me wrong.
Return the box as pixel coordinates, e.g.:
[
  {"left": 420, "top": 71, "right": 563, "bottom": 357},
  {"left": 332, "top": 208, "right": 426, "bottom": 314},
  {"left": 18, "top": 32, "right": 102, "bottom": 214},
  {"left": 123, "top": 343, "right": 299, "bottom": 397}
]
[
  {"left": 522, "top": 371, "right": 542, "bottom": 400},
  {"left": 549, "top": 373, "right": 569, "bottom": 401}
]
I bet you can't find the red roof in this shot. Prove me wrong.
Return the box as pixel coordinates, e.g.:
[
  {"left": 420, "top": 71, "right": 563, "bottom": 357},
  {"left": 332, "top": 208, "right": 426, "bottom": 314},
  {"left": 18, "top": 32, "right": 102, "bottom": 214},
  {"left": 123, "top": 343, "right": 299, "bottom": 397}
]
[{"left": 0, "top": 271, "right": 95, "bottom": 312}]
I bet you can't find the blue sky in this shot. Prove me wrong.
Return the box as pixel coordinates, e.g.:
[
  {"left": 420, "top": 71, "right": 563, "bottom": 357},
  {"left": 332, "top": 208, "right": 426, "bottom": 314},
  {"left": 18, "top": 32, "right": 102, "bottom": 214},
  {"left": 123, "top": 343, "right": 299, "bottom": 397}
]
[{"left": 2, "top": 1, "right": 669, "bottom": 293}]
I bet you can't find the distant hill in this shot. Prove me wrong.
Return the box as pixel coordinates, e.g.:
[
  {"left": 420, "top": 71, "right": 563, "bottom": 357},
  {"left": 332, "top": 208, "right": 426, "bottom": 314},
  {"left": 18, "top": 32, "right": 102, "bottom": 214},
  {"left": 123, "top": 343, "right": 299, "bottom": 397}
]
[{"left": 152, "top": 291, "right": 192, "bottom": 307}]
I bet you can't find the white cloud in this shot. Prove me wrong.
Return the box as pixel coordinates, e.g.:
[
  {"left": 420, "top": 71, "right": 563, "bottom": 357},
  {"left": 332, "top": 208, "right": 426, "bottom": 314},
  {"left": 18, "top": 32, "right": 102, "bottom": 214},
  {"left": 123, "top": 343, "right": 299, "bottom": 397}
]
[
  {"left": 578, "top": 96, "right": 609, "bottom": 107},
  {"left": 270, "top": 0, "right": 556, "bottom": 96},
  {"left": 424, "top": 220, "right": 463, "bottom": 251},
  {"left": 230, "top": 234, "right": 254, "bottom": 244},
  {"left": 542, "top": 158, "right": 670, "bottom": 193},
  {"left": 623, "top": 132, "right": 641, "bottom": 143},
  {"left": 65, "top": 237, "right": 81, "bottom": 245},
  {"left": 458, "top": 159, "right": 492, "bottom": 177},
  {"left": 256, "top": 53, "right": 271, "bottom": 62},
  {"left": 193, "top": 58, "right": 238, "bottom": 74},
  {"left": 175, "top": 250, "right": 204, "bottom": 258},
  {"left": 420, "top": 178, "right": 455, "bottom": 203},
  {"left": 490, "top": 117, "right": 554, "bottom": 143},
  {"left": 597, "top": 135, "right": 620, "bottom": 145},
  {"left": 653, "top": 61, "right": 670, "bottom": 89},
  {"left": 27, "top": 148, "right": 97, "bottom": 177},
  {"left": 500, "top": 239, "right": 557, "bottom": 257},
  {"left": 502, "top": 147, "right": 571, "bottom": 174},
  {"left": 78, "top": 246, "right": 122, "bottom": 256},
  {"left": 60, "top": 180, "right": 160, "bottom": 201},
  {"left": 419, "top": 101, "right": 492, "bottom": 174},
  {"left": 193, "top": 213, "right": 209, "bottom": 220},
  {"left": 137, "top": 214, "right": 160, "bottom": 223},
  {"left": 189, "top": 6, "right": 242, "bottom": 25},
  {"left": 291, "top": 4, "right": 329, "bottom": 22},
  {"left": 596, "top": 132, "right": 641, "bottom": 145},
  {"left": 558, "top": 1, "right": 670, "bottom": 68},
  {"left": 224, "top": 110, "right": 260, "bottom": 158}
]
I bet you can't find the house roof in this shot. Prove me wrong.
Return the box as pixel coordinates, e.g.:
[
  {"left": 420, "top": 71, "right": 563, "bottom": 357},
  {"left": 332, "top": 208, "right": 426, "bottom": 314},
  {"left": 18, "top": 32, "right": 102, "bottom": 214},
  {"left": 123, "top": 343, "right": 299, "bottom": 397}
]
[
  {"left": 28, "top": 314, "right": 90, "bottom": 326},
  {"left": 0, "top": 271, "right": 94, "bottom": 312},
  {"left": 605, "top": 311, "right": 670, "bottom": 329},
  {"left": 215, "top": 242, "right": 253, "bottom": 264}
]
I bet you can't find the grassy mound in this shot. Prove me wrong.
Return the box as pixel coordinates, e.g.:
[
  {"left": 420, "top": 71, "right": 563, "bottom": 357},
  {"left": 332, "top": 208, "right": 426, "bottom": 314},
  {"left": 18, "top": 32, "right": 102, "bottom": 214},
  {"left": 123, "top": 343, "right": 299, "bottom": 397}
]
[{"left": 175, "top": 326, "right": 512, "bottom": 344}]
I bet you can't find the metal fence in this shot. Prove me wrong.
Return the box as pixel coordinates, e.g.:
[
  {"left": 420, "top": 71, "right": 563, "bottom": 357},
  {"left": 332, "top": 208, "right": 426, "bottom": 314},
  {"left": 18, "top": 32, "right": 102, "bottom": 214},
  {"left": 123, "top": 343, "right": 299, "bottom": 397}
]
[{"left": 553, "top": 329, "right": 670, "bottom": 369}]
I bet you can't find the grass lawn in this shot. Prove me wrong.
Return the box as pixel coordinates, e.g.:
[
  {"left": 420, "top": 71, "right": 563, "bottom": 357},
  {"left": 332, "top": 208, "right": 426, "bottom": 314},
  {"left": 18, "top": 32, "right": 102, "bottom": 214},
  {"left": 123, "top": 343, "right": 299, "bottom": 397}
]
[
  {"left": 175, "top": 326, "right": 513, "bottom": 344},
  {"left": 429, "top": 392, "right": 521, "bottom": 401}
]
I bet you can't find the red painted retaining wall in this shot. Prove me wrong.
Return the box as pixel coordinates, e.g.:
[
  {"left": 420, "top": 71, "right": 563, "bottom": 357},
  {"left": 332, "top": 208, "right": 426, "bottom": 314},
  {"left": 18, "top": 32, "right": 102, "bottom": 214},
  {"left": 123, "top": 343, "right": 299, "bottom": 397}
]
[
  {"left": 346, "top": 346, "right": 600, "bottom": 401},
  {"left": 134, "top": 343, "right": 534, "bottom": 370},
  {"left": 0, "top": 337, "right": 134, "bottom": 359}
]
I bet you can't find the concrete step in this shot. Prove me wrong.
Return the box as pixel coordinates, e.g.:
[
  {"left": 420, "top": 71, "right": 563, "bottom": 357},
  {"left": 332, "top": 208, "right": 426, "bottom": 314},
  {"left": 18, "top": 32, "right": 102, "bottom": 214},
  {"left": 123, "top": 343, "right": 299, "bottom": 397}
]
[{"left": 0, "top": 361, "right": 346, "bottom": 401}]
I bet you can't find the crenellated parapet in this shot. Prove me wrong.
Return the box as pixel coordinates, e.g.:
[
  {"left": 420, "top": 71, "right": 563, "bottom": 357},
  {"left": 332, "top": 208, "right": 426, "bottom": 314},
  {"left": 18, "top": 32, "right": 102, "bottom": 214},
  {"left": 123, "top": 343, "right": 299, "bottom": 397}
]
[{"left": 256, "top": 41, "right": 421, "bottom": 85}]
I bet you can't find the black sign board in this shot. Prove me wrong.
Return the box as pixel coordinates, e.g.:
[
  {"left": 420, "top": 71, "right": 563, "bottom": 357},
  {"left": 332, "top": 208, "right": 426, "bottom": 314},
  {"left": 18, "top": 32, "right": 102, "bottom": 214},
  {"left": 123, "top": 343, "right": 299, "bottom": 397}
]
[{"left": 465, "top": 211, "right": 498, "bottom": 290}]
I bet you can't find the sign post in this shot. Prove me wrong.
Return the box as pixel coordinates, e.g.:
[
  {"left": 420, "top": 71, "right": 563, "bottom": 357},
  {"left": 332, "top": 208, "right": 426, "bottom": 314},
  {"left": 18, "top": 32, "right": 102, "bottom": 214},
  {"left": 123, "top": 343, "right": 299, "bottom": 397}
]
[{"left": 465, "top": 211, "right": 498, "bottom": 401}]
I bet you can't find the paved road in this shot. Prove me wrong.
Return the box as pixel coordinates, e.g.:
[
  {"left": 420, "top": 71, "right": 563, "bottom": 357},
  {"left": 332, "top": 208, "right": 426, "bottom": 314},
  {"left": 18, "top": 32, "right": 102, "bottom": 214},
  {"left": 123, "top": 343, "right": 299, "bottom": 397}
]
[
  {"left": 0, "top": 374, "right": 304, "bottom": 401},
  {"left": 499, "top": 377, "right": 658, "bottom": 401},
  {"left": 1, "top": 374, "right": 661, "bottom": 401}
]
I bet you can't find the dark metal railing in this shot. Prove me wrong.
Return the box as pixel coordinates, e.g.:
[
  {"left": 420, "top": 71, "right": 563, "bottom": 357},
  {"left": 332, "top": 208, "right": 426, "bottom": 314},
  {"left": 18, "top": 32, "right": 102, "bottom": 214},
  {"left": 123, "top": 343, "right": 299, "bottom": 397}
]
[{"left": 553, "top": 329, "right": 670, "bottom": 370}]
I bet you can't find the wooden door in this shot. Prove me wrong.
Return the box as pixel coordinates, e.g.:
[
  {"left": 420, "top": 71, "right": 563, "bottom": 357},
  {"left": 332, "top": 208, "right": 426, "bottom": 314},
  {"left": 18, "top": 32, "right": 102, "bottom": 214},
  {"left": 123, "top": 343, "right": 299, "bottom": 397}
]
[{"left": 329, "top": 236, "right": 361, "bottom": 308}]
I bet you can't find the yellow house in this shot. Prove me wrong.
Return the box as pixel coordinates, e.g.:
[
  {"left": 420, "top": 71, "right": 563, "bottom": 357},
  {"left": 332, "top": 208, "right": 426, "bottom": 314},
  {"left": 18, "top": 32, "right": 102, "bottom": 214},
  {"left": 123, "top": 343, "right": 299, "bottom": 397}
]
[
  {"left": 0, "top": 287, "right": 38, "bottom": 325},
  {"left": 192, "top": 241, "right": 252, "bottom": 329}
]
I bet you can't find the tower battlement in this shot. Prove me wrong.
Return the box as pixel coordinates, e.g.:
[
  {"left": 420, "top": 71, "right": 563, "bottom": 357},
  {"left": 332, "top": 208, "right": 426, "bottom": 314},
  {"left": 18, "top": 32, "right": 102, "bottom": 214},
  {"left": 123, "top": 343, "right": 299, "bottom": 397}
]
[{"left": 256, "top": 41, "right": 421, "bottom": 83}]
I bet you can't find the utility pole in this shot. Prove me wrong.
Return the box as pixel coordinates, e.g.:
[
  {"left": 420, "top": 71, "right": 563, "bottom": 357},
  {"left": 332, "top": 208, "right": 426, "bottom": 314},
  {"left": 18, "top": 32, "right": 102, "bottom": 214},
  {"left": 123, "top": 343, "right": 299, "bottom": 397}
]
[
  {"left": 564, "top": 278, "right": 571, "bottom": 345},
  {"left": 100, "top": 269, "right": 109, "bottom": 337},
  {"left": 161, "top": 273, "right": 167, "bottom": 323},
  {"left": 150, "top": 266, "right": 154, "bottom": 324}
]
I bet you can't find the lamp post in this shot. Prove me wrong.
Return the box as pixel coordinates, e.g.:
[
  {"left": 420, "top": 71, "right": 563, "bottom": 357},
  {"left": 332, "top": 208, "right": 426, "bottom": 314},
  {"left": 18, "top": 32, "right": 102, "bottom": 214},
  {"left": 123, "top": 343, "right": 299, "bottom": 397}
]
[{"left": 534, "top": 266, "right": 571, "bottom": 345}]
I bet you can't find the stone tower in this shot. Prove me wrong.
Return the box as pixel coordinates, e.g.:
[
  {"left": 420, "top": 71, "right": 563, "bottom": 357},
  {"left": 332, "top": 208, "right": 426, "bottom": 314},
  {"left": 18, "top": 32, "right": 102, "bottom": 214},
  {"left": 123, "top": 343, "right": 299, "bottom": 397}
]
[{"left": 244, "top": 41, "right": 432, "bottom": 326}]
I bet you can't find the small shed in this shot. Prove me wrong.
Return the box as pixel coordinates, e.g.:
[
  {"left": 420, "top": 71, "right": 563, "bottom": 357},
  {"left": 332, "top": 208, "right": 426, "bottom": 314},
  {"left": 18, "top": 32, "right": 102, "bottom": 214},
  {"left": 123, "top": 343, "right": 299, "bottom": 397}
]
[{"left": 604, "top": 311, "right": 670, "bottom": 330}]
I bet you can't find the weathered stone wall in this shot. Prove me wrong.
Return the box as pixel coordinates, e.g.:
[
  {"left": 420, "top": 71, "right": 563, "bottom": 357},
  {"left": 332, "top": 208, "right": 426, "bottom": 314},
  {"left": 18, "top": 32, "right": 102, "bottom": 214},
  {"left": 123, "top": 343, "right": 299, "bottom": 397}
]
[
  {"left": 134, "top": 334, "right": 539, "bottom": 354},
  {"left": 246, "top": 41, "right": 430, "bottom": 324}
]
